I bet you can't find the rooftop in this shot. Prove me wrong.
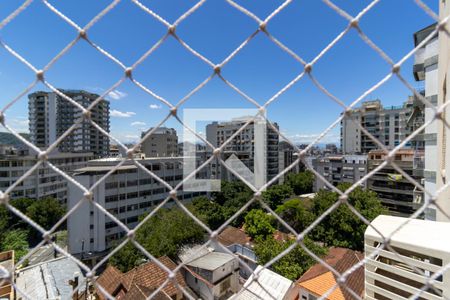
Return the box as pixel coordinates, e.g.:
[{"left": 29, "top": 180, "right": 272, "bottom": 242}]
[
  {"left": 235, "top": 265, "right": 294, "bottom": 300},
  {"left": 218, "top": 226, "right": 252, "bottom": 247},
  {"left": 15, "top": 256, "right": 86, "bottom": 300},
  {"left": 297, "top": 247, "right": 364, "bottom": 300},
  {"left": 366, "top": 215, "right": 450, "bottom": 255},
  {"left": 186, "top": 252, "right": 236, "bottom": 271},
  {"left": 96, "top": 256, "right": 186, "bottom": 300}
]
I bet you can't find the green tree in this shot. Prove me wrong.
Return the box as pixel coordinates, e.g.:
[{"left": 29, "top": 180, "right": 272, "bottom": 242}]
[
  {"left": 26, "top": 198, "right": 66, "bottom": 230},
  {"left": 254, "top": 236, "right": 327, "bottom": 281},
  {"left": 1, "top": 229, "right": 29, "bottom": 263},
  {"left": 213, "top": 181, "right": 255, "bottom": 226},
  {"left": 262, "top": 184, "right": 293, "bottom": 209},
  {"left": 0, "top": 205, "right": 9, "bottom": 233},
  {"left": 109, "top": 242, "right": 145, "bottom": 272},
  {"left": 286, "top": 171, "right": 314, "bottom": 195},
  {"left": 11, "top": 198, "right": 34, "bottom": 214},
  {"left": 111, "top": 207, "right": 205, "bottom": 272},
  {"left": 244, "top": 209, "right": 275, "bottom": 239},
  {"left": 212, "top": 181, "right": 253, "bottom": 206},
  {"left": 190, "top": 196, "right": 225, "bottom": 230},
  {"left": 311, "top": 184, "right": 387, "bottom": 250},
  {"left": 275, "top": 198, "right": 315, "bottom": 233}
]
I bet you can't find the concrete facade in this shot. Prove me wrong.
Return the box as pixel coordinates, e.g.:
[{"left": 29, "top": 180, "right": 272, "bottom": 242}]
[
  {"left": 141, "top": 127, "right": 178, "bottom": 157},
  {"left": 312, "top": 154, "right": 367, "bottom": 191},
  {"left": 367, "top": 150, "right": 423, "bottom": 217},
  {"left": 183, "top": 251, "right": 240, "bottom": 300},
  {"left": 341, "top": 99, "right": 415, "bottom": 154},
  {"left": 67, "top": 157, "right": 208, "bottom": 256},
  {"left": 413, "top": 23, "right": 439, "bottom": 220},
  {"left": 206, "top": 118, "right": 279, "bottom": 184},
  {"left": 0, "top": 151, "right": 93, "bottom": 204}
]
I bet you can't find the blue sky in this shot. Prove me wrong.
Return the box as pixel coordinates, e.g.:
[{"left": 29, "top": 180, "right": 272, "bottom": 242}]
[{"left": 0, "top": 0, "right": 438, "bottom": 145}]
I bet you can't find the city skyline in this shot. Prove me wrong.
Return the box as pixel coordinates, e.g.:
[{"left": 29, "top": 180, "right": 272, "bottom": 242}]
[{"left": 0, "top": 0, "right": 437, "bottom": 145}]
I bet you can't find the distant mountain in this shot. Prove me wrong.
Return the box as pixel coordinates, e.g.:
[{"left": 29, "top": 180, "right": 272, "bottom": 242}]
[{"left": 0, "top": 132, "right": 30, "bottom": 147}]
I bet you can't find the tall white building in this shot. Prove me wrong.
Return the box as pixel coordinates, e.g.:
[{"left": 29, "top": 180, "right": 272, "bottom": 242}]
[
  {"left": 413, "top": 23, "right": 439, "bottom": 220},
  {"left": 67, "top": 157, "right": 208, "bottom": 257},
  {"left": 340, "top": 99, "right": 415, "bottom": 154},
  {"left": 436, "top": 0, "right": 450, "bottom": 223},
  {"left": 206, "top": 117, "right": 279, "bottom": 183},
  {"left": 28, "top": 90, "right": 110, "bottom": 157}
]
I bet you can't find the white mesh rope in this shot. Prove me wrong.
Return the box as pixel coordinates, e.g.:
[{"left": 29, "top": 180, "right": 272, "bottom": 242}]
[{"left": 0, "top": 1, "right": 449, "bottom": 299}]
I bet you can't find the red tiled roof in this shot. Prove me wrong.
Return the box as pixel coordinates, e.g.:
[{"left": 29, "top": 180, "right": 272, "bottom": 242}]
[
  {"left": 218, "top": 226, "right": 251, "bottom": 246},
  {"left": 96, "top": 265, "right": 123, "bottom": 297},
  {"left": 297, "top": 247, "right": 364, "bottom": 300},
  {"left": 96, "top": 256, "right": 186, "bottom": 300},
  {"left": 121, "top": 284, "right": 170, "bottom": 300}
]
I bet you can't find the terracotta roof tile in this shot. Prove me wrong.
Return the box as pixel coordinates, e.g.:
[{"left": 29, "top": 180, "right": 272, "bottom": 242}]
[
  {"left": 300, "top": 272, "right": 345, "bottom": 300},
  {"left": 96, "top": 256, "right": 187, "bottom": 299},
  {"left": 297, "top": 248, "right": 364, "bottom": 300},
  {"left": 121, "top": 284, "right": 170, "bottom": 300},
  {"left": 218, "top": 226, "right": 251, "bottom": 246},
  {"left": 96, "top": 265, "right": 123, "bottom": 298}
]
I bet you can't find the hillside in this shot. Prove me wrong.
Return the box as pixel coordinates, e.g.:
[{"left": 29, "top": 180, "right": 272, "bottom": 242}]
[{"left": 0, "top": 132, "right": 30, "bottom": 147}]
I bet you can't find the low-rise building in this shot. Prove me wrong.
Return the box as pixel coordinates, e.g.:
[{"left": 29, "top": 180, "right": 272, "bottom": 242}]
[
  {"left": 96, "top": 256, "right": 187, "bottom": 300},
  {"left": 296, "top": 247, "right": 364, "bottom": 300},
  {"left": 67, "top": 156, "right": 209, "bottom": 257},
  {"left": 15, "top": 256, "right": 87, "bottom": 300},
  {"left": 365, "top": 215, "right": 450, "bottom": 299},
  {"left": 367, "top": 149, "right": 424, "bottom": 217},
  {"left": 214, "top": 226, "right": 256, "bottom": 279},
  {"left": 0, "top": 251, "right": 14, "bottom": 300},
  {"left": 0, "top": 151, "right": 93, "bottom": 204},
  {"left": 182, "top": 251, "right": 240, "bottom": 300},
  {"left": 235, "top": 265, "right": 296, "bottom": 300},
  {"left": 312, "top": 154, "right": 367, "bottom": 191}
]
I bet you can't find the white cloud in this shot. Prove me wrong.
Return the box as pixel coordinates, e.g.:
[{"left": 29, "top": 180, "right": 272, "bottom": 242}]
[
  {"left": 0, "top": 117, "right": 29, "bottom": 133},
  {"left": 149, "top": 104, "right": 162, "bottom": 109},
  {"left": 131, "top": 121, "right": 146, "bottom": 127},
  {"left": 112, "top": 132, "right": 140, "bottom": 144},
  {"left": 108, "top": 90, "right": 127, "bottom": 100},
  {"left": 110, "top": 109, "right": 136, "bottom": 118}
]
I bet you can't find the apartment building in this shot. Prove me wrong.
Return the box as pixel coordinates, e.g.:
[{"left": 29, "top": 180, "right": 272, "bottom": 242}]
[
  {"left": 413, "top": 23, "right": 439, "bottom": 220},
  {"left": 67, "top": 156, "right": 209, "bottom": 257},
  {"left": 367, "top": 150, "right": 423, "bottom": 217},
  {"left": 365, "top": 215, "right": 450, "bottom": 299},
  {"left": 182, "top": 250, "right": 240, "bottom": 300},
  {"left": 28, "top": 90, "right": 110, "bottom": 157},
  {"left": 312, "top": 154, "right": 367, "bottom": 191},
  {"left": 278, "top": 141, "right": 301, "bottom": 183},
  {"left": 141, "top": 127, "right": 178, "bottom": 157},
  {"left": 0, "top": 150, "right": 93, "bottom": 203},
  {"left": 341, "top": 99, "right": 414, "bottom": 154},
  {"left": 206, "top": 117, "right": 279, "bottom": 184}
]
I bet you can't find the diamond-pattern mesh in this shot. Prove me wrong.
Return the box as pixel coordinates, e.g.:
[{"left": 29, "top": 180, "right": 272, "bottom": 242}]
[{"left": 0, "top": 1, "right": 450, "bottom": 299}]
